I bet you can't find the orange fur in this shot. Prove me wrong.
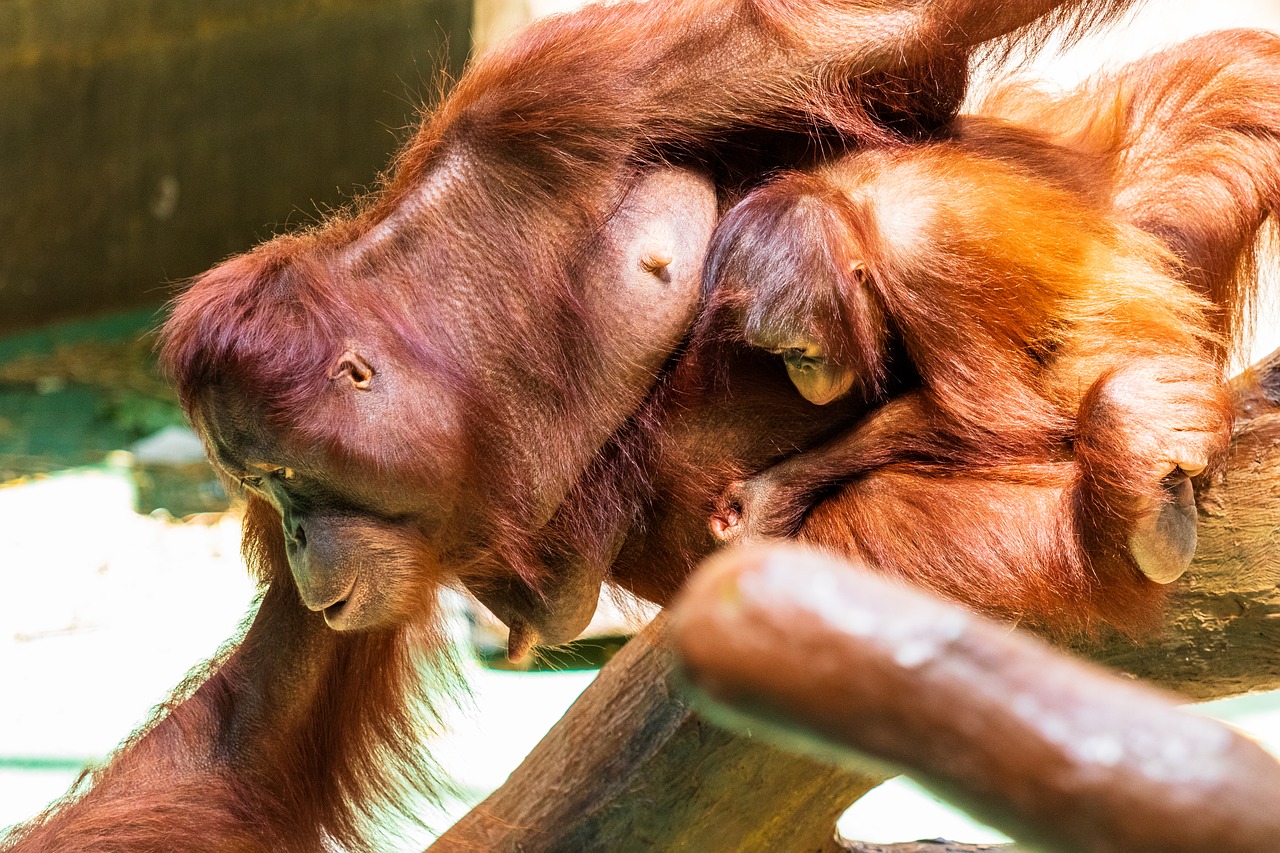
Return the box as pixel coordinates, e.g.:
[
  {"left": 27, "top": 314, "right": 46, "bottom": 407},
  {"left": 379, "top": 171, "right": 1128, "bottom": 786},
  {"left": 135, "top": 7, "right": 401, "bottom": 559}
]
[
  {"left": 610, "top": 32, "right": 1276, "bottom": 637},
  {"left": 980, "top": 29, "right": 1280, "bottom": 354},
  {"left": 6, "top": 496, "right": 455, "bottom": 853}
]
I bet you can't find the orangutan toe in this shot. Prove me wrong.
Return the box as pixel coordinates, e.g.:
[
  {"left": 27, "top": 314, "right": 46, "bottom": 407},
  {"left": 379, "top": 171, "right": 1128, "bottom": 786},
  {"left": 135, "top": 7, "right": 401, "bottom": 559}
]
[
  {"left": 1128, "top": 471, "right": 1197, "bottom": 584},
  {"left": 1175, "top": 458, "right": 1206, "bottom": 478},
  {"left": 710, "top": 478, "right": 755, "bottom": 542}
]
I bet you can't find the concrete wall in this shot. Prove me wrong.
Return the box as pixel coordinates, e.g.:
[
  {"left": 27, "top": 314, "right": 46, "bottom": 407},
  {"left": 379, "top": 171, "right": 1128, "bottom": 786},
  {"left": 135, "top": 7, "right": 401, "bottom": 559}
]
[{"left": 0, "top": 0, "right": 472, "bottom": 332}]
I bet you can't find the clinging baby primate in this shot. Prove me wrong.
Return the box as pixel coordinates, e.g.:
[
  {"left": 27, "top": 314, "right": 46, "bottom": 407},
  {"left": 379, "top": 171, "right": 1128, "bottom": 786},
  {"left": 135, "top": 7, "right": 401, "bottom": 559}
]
[
  {"left": 693, "top": 30, "right": 1280, "bottom": 634},
  {"left": 707, "top": 143, "right": 1229, "bottom": 587},
  {"left": 16, "top": 0, "right": 1122, "bottom": 849}
]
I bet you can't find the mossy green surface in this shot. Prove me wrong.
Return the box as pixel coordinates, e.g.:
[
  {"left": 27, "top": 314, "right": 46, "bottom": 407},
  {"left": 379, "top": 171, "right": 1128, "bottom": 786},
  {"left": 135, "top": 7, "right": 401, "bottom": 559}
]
[
  {"left": 1, "top": 0, "right": 471, "bottom": 331},
  {"left": 0, "top": 309, "right": 188, "bottom": 484}
]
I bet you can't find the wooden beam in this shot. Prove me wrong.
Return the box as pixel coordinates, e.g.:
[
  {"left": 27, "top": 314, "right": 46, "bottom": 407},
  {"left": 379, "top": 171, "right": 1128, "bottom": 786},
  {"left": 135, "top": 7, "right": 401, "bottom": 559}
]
[
  {"left": 432, "top": 611, "right": 884, "bottom": 851},
  {"left": 674, "top": 544, "right": 1280, "bottom": 853}
]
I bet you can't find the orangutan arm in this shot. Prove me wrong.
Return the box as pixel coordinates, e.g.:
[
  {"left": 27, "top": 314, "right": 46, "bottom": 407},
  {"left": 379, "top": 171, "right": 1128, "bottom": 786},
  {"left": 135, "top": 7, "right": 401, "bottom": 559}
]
[
  {"left": 454, "top": 0, "right": 1141, "bottom": 153},
  {"left": 710, "top": 392, "right": 946, "bottom": 542},
  {"left": 6, "top": 502, "right": 445, "bottom": 853}
]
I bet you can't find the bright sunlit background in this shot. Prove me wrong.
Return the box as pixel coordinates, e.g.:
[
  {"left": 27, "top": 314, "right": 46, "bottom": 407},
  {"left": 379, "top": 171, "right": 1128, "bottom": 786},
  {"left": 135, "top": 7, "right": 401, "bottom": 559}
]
[{"left": 3, "top": 0, "right": 1280, "bottom": 848}]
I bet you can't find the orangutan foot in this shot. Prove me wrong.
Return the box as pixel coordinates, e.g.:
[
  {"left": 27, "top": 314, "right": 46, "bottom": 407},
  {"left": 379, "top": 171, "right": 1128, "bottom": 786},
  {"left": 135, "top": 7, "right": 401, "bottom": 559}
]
[{"left": 1128, "top": 470, "right": 1198, "bottom": 584}]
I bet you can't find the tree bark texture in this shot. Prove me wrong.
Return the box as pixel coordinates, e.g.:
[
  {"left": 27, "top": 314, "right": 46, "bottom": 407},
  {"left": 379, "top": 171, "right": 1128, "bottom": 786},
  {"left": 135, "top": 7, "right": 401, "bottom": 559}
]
[{"left": 431, "top": 611, "right": 884, "bottom": 852}]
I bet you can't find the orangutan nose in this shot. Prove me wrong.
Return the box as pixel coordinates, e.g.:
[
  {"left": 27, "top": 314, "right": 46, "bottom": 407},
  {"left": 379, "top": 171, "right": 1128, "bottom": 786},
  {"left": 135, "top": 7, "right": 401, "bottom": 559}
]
[
  {"left": 285, "top": 518, "right": 306, "bottom": 553},
  {"left": 284, "top": 524, "right": 352, "bottom": 613},
  {"left": 292, "top": 558, "right": 352, "bottom": 613}
]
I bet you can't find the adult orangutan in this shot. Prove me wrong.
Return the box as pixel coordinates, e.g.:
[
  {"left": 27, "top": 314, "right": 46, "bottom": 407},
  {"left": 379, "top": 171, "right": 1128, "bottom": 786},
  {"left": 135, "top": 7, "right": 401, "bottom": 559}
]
[
  {"left": 7, "top": 1, "right": 1140, "bottom": 851},
  {"left": 595, "top": 30, "right": 1279, "bottom": 636}
]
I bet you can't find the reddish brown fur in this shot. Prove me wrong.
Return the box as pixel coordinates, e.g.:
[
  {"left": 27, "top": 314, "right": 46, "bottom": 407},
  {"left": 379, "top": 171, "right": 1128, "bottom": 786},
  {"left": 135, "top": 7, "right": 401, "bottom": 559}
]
[
  {"left": 981, "top": 29, "right": 1280, "bottom": 351},
  {"left": 5, "top": 1, "right": 1150, "bottom": 849},
  {"left": 603, "top": 31, "right": 1278, "bottom": 636},
  {"left": 800, "top": 31, "right": 1280, "bottom": 632}
]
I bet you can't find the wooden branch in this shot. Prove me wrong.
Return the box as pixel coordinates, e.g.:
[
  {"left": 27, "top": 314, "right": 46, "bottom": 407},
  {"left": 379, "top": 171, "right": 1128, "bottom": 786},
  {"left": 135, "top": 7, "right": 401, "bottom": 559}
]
[
  {"left": 839, "top": 844, "right": 1013, "bottom": 853},
  {"left": 429, "top": 351, "right": 1280, "bottom": 851},
  {"left": 432, "top": 612, "right": 885, "bottom": 851},
  {"left": 674, "top": 544, "right": 1280, "bottom": 853}
]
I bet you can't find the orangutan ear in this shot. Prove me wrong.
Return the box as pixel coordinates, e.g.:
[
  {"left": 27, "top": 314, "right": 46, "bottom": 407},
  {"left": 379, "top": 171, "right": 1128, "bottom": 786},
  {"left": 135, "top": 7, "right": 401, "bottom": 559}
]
[
  {"left": 329, "top": 349, "right": 375, "bottom": 390},
  {"left": 585, "top": 166, "right": 717, "bottom": 353}
]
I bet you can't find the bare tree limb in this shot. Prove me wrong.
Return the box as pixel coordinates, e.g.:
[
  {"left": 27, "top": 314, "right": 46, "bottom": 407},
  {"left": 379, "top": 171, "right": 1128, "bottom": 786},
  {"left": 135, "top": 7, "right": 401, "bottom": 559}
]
[
  {"left": 839, "top": 844, "right": 1013, "bottom": 853},
  {"left": 673, "top": 543, "right": 1280, "bottom": 853},
  {"left": 431, "top": 612, "right": 884, "bottom": 852}
]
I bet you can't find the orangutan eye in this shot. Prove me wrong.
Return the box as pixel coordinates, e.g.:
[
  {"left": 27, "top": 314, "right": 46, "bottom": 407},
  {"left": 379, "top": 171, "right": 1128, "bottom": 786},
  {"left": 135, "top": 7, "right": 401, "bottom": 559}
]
[
  {"left": 236, "top": 466, "right": 296, "bottom": 493},
  {"left": 761, "top": 340, "right": 825, "bottom": 366},
  {"left": 782, "top": 349, "right": 824, "bottom": 372},
  {"left": 768, "top": 342, "right": 827, "bottom": 373}
]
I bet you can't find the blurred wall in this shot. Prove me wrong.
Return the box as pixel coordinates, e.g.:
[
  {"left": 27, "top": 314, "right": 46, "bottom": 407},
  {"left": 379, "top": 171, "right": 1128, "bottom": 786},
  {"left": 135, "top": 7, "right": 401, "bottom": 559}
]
[{"left": 0, "top": 0, "right": 471, "bottom": 332}]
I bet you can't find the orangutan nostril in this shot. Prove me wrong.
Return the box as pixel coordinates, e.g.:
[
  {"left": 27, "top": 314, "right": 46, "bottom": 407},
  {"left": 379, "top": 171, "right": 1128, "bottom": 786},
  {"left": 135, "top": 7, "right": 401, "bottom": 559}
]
[
  {"left": 284, "top": 520, "right": 306, "bottom": 553},
  {"left": 323, "top": 598, "right": 353, "bottom": 630}
]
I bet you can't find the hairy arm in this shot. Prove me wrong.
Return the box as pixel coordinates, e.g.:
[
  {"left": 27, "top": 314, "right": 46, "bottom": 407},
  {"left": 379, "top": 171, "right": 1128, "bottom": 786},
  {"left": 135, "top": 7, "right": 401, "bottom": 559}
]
[
  {"left": 981, "top": 29, "right": 1280, "bottom": 345},
  {"left": 713, "top": 393, "right": 953, "bottom": 541},
  {"left": 8, "top": 585, "right": 323, "bottom": 852},
  {"left": 434, "top": 0, "right": 1141, "bottom": 165}
]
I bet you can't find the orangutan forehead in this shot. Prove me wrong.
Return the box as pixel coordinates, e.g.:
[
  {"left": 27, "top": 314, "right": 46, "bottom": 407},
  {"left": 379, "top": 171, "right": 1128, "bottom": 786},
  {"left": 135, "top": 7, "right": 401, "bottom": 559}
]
[{"left": 190, "top": 385, "right": 287, "bottom": 468}]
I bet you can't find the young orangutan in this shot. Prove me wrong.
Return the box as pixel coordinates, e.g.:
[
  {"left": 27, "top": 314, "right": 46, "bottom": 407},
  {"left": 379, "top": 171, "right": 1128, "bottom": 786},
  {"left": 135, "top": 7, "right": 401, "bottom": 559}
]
[
  {"left": 704, "top": 141, "right": 1230, "bottom": 595},
  {"left": 603, "top": 29, "right": 1279, "bottom": 635}
]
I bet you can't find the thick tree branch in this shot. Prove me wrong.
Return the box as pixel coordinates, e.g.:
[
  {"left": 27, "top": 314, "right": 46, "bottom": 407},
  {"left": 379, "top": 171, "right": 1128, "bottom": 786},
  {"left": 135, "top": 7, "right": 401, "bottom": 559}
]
[
  {"left": 673, "top": 543, "right": 1280, "bottom": 853},
  {"left": 431, "top": 611, "right": 884, "bottom": 851},
  {"left": 839, "top": 844, "right": 1012, "bottom": 853}
]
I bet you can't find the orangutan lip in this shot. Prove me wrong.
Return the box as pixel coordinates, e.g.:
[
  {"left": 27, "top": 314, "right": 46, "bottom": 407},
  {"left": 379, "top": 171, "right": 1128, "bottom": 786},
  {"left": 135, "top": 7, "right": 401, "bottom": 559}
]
[
  {"left": 506, "top": 620, "right": 540, "bottom": 663},
  {"left": 322, "top": 580, "right": 359, "bottom": 629},
  {"left": 322, "top": 600, "right": 354, "bottom": 631}
]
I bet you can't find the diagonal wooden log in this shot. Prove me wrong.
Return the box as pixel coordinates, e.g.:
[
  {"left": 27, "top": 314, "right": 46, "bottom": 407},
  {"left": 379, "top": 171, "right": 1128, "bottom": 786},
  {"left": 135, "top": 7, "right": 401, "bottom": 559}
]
[
  {"left": 429, "top": 350, "right": 1280, "bottom": 852},
  {"left": 839, "top": 840, "right": 1018, "bottom": 845},
  {"left": 674, "top": 544, "right": 1280, "bottom": 853},
  {"left": 432, "top": 611, "right": 886, "bottom": 852}
]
